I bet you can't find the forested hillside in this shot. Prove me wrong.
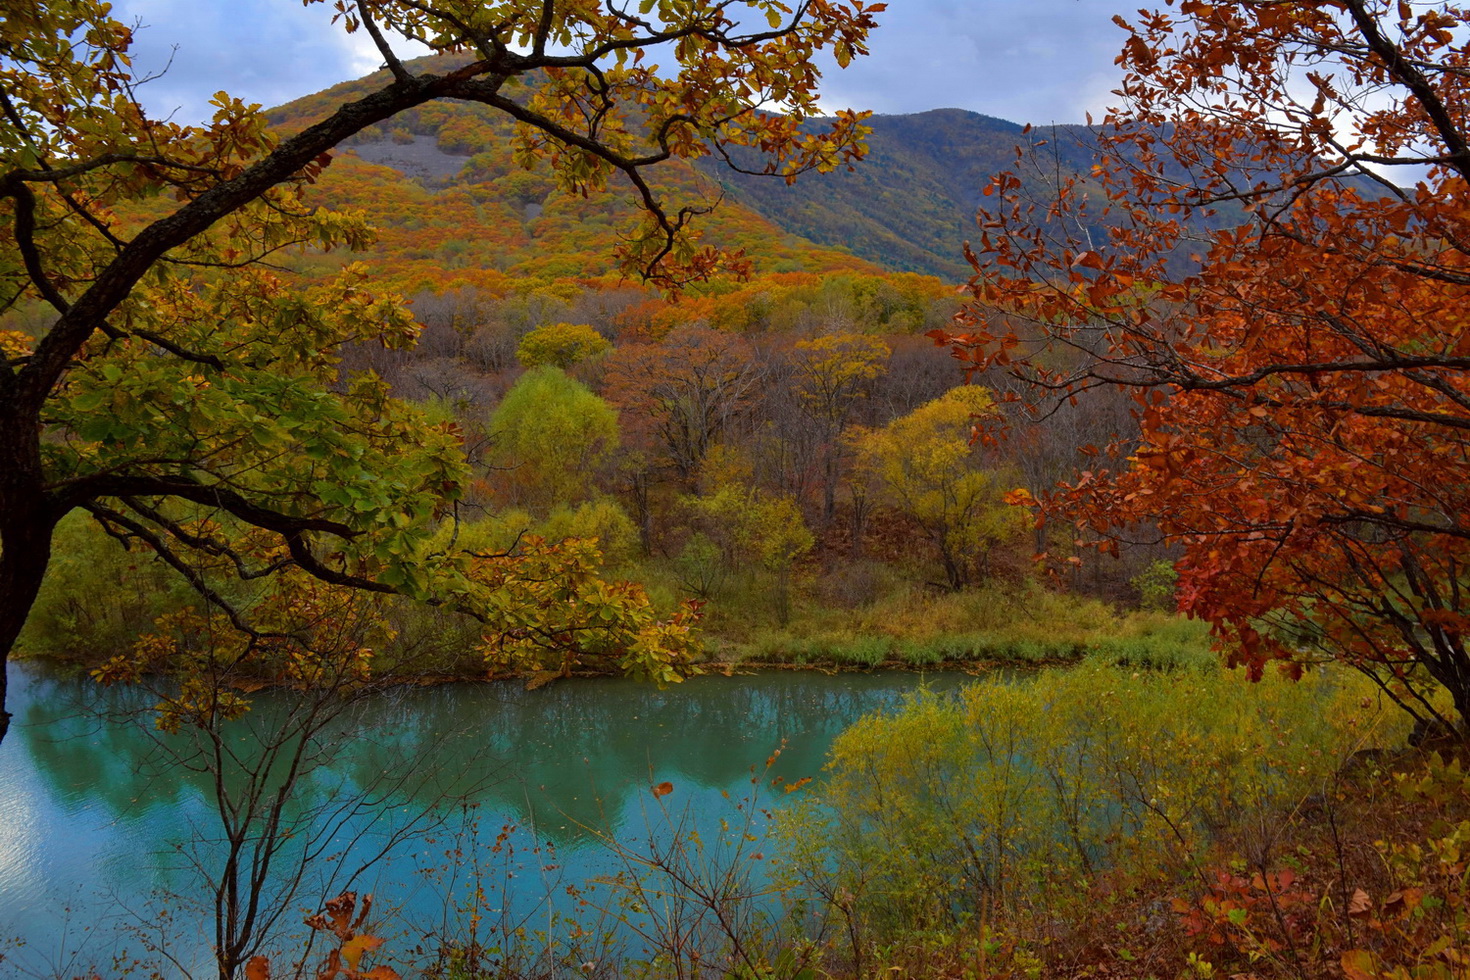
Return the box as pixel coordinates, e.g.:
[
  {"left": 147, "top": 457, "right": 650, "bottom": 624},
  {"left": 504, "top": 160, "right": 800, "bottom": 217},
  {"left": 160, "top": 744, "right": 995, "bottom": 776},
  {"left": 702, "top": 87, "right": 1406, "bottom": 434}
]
[
  {"left": 17, "top": 54, "right": 1169, "bottom": 675},
  {"left": 263, "top": 60, "right": 887, "bottom": 293},
  {"left": 265, "top": 62, "right": 1110, "bottom": 285},
  {"left": 705, "top": 110, "right": 1099, "bottom": 280}
]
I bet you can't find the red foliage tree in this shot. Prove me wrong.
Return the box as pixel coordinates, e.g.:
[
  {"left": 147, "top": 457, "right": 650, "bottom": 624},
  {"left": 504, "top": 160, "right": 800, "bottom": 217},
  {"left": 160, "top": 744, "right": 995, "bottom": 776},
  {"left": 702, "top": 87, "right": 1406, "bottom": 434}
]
[{"left": 937, "top": 1, "right": 1470, "bottom": 730}]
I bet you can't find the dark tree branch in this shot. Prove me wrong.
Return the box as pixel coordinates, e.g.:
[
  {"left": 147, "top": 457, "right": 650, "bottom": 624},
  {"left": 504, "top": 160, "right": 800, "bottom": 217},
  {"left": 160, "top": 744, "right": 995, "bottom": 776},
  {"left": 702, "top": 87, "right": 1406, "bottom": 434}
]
[
  {"left": 84, "top": 499, "right": 293, "bottom": 644},
  {"left": 54, "top": 473, "right": 362, "bottom": 539},
  {"left": 356, "top": 1, "right": 411, "bottom": 84},
  {"left": 1342, "top": 0, "right": 1470, "bottom": 184}
]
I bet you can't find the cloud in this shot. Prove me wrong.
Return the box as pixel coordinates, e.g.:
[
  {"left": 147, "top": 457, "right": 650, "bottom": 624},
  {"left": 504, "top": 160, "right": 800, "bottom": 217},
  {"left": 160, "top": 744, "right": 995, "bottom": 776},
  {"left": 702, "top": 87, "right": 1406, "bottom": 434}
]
[
  {"left": 107, "top": 0, "right": 1127, "bottom": 128},
  {"left": 815, "top": 0, "right": 1128, "bottom": 124},
  {"left": 110, "top": 0, "right": 423, "bottom": 125}
]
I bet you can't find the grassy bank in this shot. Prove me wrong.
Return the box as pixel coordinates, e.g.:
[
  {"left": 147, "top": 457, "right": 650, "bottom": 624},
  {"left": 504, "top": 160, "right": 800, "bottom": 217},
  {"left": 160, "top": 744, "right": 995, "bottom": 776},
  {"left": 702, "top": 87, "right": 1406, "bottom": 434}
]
[
  {"left": 19, "top": 512, "right": 1212, "bottom": 680},
  {"left": 700, "top": 586, "right": 1212, "bottom": 670}
]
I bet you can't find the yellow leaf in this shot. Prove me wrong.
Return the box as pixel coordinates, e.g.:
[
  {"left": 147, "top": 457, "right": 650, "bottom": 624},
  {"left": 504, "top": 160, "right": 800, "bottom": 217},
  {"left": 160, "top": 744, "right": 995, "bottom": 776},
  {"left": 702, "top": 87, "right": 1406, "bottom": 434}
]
[
  {"left": 1340, "top": 949, "right": 1379, "bottom": 980},
  {"left": 342, "top": 934, "right": 384, "bottom": 972}
]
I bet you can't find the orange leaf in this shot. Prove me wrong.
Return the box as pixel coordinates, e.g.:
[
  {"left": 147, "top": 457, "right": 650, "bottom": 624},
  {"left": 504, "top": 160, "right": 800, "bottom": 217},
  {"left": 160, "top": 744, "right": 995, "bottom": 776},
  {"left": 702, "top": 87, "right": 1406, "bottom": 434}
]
[
  {"left": 652, "top": 781, "right": 673, "bottom": 798},
  {"left": 246, "top": 956, "right": 271, "bottom": 980},
  {"left": 1348, "top": 888, "right": 1372, "bottom": 917}
]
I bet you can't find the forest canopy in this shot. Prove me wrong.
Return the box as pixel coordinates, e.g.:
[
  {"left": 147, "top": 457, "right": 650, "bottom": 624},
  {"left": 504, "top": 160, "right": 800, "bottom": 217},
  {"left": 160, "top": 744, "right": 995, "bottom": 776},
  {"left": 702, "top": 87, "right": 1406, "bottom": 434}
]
[{"left": 0, "top": 0, "right": 883, "bottom": 743}]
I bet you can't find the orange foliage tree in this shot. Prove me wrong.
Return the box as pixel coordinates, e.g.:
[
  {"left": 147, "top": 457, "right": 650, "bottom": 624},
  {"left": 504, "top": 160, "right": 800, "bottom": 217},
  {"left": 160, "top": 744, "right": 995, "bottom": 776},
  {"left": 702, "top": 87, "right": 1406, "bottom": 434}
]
[
  {"left": 602, "top": 325, "right": 765, "bottom": 486},
  {"left": 0, "top": 0, "right": 883, "bottom": 743},
  {"left": 937, "top": 1, "right": 1470, "bottom": 729}
]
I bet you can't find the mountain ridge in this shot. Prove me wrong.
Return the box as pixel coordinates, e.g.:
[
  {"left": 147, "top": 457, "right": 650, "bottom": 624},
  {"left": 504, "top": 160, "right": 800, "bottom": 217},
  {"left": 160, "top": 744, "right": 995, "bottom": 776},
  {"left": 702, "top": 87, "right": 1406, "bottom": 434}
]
[
  {"left": 265, "top": 60, "right": 1097, "bottom": 289},
  {"left": 702, "top": 108, "right": 1098, "bottom": 280}
]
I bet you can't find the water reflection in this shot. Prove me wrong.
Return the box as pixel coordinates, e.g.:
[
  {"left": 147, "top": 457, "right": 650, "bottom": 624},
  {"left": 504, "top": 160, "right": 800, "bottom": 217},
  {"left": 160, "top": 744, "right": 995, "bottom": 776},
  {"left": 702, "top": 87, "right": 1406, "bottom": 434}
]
[{"left": 0, "top": 663, "right": 969, "bottom": 968}]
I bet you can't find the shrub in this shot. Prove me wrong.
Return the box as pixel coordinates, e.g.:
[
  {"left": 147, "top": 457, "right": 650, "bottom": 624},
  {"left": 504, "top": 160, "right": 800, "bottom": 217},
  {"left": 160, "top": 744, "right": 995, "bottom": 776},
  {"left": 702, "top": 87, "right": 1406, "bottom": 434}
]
[
  {"left": 1132, "top": 558, "right": 1180, "bottom": 612},
  {"left": 540, "top": 499, "right": 638, "bottom": 568},
  {"left": 780, "top": 664, "right": 1411, "bottom": 949},
  {"left": 17, "top": 512, "right": 200, "bottom": 663}
]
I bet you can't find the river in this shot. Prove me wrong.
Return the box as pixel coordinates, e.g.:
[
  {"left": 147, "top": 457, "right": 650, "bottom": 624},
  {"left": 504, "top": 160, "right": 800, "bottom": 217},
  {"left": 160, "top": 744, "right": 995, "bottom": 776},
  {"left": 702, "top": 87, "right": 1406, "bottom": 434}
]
[{"left": 0, "top": 662, "right": 972, "bottom": 975}]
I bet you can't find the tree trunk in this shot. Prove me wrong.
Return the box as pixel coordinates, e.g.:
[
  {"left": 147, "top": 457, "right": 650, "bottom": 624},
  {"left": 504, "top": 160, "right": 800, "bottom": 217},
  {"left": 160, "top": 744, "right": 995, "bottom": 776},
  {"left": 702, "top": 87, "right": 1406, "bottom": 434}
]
[
  {"left": 938, "top": 539, "right": 966, "bottom": 592},
  {"left": 849, "top": 489, "right": 868, "bottom": 557},
  {"left": 631, "top": 471, "right": 653, "bottom": 556},
  {"left": 0, "top": 414, "right": 59, "bottom": 747},
  {"left": 821, "top": 450, "right": 838, "bottom": 527}
]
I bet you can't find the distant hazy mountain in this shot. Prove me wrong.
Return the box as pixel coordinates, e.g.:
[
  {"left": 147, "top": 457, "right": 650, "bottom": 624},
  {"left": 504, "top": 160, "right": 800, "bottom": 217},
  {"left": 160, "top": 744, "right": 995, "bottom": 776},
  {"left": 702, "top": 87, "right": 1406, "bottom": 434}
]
[{"left": 701, "top": 109, "right": 1100, "bottom": 281}]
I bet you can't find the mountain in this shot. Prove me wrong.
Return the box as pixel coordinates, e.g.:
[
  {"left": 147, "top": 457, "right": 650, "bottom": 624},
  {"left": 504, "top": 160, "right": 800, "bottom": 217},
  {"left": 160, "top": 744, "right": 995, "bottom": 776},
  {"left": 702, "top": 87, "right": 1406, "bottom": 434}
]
[
  {"left": 262, "top": 60, "right": 1118, "bottom": 293},
  {"left": 702, "top": 109, "right": 1100, "bottom": 281},
  {"left": 264, "top": 67, "right": 886, "bottom": 296}
]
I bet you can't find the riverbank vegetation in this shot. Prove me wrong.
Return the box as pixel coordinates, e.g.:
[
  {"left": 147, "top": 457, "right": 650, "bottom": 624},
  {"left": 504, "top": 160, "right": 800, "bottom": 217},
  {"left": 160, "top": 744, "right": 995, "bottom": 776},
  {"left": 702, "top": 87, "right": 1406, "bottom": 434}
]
[
  {"left": 230, "top": 660, "right": 1462, "bottom": 980},
  {"left": 16, "top": 502, "right": 1199, "bottom": 680},
  {"left": 776, "top": 664, "right": 1424, "bottom": 980}
]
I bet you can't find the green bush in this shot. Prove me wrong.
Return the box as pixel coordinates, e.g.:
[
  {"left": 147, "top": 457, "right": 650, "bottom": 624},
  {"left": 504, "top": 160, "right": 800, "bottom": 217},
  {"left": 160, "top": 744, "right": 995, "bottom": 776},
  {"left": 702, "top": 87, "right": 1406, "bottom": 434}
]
[
  {"left": 540, "top": 498, "right": 638, "bottom": 568},
  {"left": 17, "top": 511, "right": 197, "bottom": 662},
  {"left": 1131, "top": 558, "right": 1179, "bottom": 612},
  {"left": 779, "top": 664, "right": 1411, "bottom": 946}
]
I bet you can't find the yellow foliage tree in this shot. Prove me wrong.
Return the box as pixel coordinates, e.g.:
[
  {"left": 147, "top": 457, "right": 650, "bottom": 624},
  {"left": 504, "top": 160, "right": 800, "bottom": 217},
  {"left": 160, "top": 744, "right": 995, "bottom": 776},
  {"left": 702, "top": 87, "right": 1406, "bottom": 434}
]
[
  {"left": 515, "top": 322, "right": 613, "bottom": 369},
  {"left": 791, "top": 332, "right": 890, "bottom": 522},
  {"left": 853, "top": 386, "right": 1027, "bottom": 590}
]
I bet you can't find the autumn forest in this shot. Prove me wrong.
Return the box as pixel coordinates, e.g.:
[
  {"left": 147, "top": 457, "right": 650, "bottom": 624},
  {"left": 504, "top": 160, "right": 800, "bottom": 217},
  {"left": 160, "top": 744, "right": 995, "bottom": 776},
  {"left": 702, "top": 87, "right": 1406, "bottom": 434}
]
[{"left": 4, "top": 2, "right": 1470, "bottom": 978}]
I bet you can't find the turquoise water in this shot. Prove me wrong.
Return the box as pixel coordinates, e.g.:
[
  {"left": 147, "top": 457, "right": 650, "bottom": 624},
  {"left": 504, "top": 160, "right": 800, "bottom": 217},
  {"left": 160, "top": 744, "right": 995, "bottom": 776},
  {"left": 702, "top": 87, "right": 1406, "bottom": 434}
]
[{"left": 0, "top": 663, "right": 971, "bottom": 975}]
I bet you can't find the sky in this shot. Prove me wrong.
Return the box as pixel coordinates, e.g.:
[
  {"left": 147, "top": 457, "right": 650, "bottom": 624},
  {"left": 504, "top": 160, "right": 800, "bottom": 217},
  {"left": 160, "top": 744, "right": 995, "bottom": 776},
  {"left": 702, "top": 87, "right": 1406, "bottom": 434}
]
[{"left": 105, "top": 0, "right": 1129, "bottom": 128}]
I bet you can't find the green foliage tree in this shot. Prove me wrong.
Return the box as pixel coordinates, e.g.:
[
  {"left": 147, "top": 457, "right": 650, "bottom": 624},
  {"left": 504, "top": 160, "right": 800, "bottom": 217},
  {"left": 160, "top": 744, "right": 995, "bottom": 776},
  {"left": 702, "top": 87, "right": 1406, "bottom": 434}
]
[
  {"left": 0, "top": 0, "right": 882, "bottom": 742},
  {"left": 684, "top": 481, "right": 814, "bottom": 623},
  {"left": 515, "top": 322, "right": 613, "bottom": 370},
  {"left": 852, "top": 386, "right": 1025, "bottom": 591},
  {"left": 490, "top": 367, "right": 619, "bottom": 513}
]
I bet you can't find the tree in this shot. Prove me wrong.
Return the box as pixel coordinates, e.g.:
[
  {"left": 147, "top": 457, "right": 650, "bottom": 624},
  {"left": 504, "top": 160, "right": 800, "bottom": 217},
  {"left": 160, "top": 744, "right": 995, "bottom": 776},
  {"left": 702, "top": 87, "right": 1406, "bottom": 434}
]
[
  {"left": 789, "top": 332, "right": 890, "bottom": 523},
  {"left": 0, "top": 0, "right": 882, "bottom": 742},
  {"left": 936, "top": 1, "right": 1470, "bottom": 730},
  {"left": 602, "top": 325, "right": 765, "bottom": 485},
  {"left": 852, "top": 386, "right": 1025, "bottom": 591},
  {"left": 488, "top": 366, "right": 619, "bottom": 513},
  {"left": 91, "top": 575, "right": 448, "bottom": 980},
  {"left": 515, "top": 321, "right": 613, "bottom": 370}
]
